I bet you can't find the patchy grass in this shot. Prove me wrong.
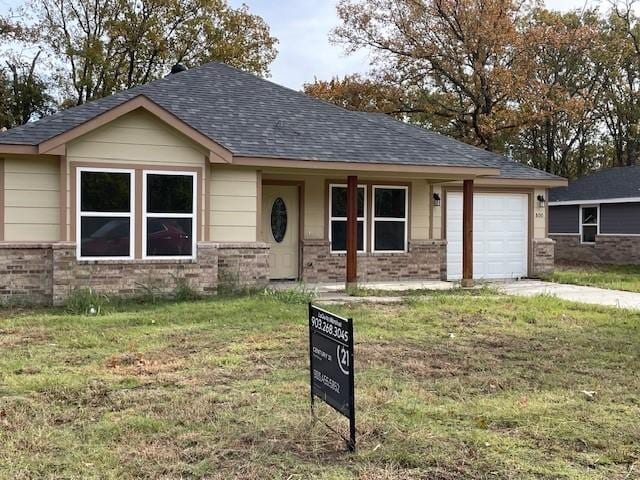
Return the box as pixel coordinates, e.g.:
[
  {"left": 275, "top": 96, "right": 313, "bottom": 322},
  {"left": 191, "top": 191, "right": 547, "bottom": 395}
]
[
  {"left": 0, "top": 293, "right": 639, "bottom": 479},
  {"left": 548, "top": 263, "right": 640, "bottom": 293}
]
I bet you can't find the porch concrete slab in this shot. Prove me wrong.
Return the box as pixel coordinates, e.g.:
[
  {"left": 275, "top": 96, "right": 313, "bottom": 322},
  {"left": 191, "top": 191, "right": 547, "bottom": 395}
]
[
  {"left": 496, "top": 280, "right": 640, "bottom": 311},
  {"left": 268, "top": 280, "right": 453, "bottom": 293}
]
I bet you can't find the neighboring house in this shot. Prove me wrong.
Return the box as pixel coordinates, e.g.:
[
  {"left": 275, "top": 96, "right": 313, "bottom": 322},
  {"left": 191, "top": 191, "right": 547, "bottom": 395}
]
[
  {"left": 549, "top": 165, "right": 640, "bottom": 265},
  {"left": 0, "top": 62, "right": 565, "bottom": 305}
]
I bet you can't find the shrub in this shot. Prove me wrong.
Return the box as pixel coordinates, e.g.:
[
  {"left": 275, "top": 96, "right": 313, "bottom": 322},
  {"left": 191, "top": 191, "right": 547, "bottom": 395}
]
[
  {"left": 261, "top": 283, "right": 317, "bottom": 304},
  {"left": 65, "top": 288, "right": 111, "bottom": 315}
]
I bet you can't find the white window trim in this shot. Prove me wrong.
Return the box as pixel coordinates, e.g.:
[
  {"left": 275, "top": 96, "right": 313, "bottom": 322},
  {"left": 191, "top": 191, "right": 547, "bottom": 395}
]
[
  {"left": 76, "top": 167, "right": 136, "bottom": 261},
  {"left": 579, "top": 204, "right": 599, "bottom": 244},
  {"left": 329, "top": 183, "right": 367, "bottom": 254},
  {"left": 372, "top": 185, "right": 409, "bottom": 253},
  {"left": 142, "top": 170, "right": 197, "bottom": 260}
]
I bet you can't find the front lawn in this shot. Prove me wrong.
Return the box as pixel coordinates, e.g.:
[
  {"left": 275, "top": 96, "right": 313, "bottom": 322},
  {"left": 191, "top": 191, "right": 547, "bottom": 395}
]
[
  {"left": 548, "top": 263, "right": 640, "bottom": 293},
  {"left": 1, "top": 292, "right": 638, "bottom": 479}
]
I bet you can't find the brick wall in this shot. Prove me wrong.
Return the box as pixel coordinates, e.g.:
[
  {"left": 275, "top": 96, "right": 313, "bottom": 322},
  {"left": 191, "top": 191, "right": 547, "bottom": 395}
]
[
  {"left": 0, "top": 244, "right": 53, "bottom": 305},
  {"left": 51, "top": 242, "right": 219, "bottom": 305},
  {"left": 301, "top": 239, "right": 447, "bottom": 283},
  {"left": 215, "top": 242, "right": 270, "bottom": 289},
  {"left": 551, "top": 234, "right": 640, "bottom": 265},
  {"left": 531, "top": 238, "right": 555, "bottom": 277}
]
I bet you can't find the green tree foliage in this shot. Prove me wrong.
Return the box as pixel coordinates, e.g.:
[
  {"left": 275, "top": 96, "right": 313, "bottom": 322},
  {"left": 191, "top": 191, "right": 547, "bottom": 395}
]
[{"left": 32, "top": 0, "right": 278, "bottom": 106}]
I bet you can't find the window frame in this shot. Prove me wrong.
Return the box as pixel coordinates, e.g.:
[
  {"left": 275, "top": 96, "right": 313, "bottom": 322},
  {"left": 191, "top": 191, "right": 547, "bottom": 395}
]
[
  {"left": 328, "top": 183, "right": 367, "bottom": 254},
  {"left": 142, "top": 170, "right": 198, "bottom": 260},
  {"left": 579, "top": 204, "right": 599, "bottom": 244},
  {"left": 372, "top": 185, "right": 409, "bottom": 254},
  {"left": 76, "top": 167, "right": 136, "bottom": 261}
]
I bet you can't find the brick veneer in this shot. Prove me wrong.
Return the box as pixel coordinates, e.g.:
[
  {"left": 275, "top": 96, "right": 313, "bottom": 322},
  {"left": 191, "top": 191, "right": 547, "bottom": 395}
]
[
  {"left": 215, "top": 242, "right": 270, "bottom": 288},
  {"left": 51, "top": 242, "right": 219, "bottom": 305},
  {"left": 0, "top": 242, "right": 242, "bottom": 306},
  {"left": 301, "top": 239, "right": 447, "bottom": 283},
  {"left": 531, "top": 238, "right": 555, "bottom": 277},
  {"left": 551, "top": 234, "right": 640, "bottom": 265},
  {"left": 0, "top": 243, "right": 54, "bottom": 305}
]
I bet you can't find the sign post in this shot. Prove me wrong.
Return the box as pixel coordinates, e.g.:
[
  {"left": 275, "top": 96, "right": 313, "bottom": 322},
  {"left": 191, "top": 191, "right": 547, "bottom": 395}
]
[{"left": 308, "top": 303, "right": 355, "bottom": 452}]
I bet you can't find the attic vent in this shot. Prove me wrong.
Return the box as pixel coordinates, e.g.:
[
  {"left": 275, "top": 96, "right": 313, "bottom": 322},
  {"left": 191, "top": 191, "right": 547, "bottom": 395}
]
[{"left": 170, "top": 63, "right": 187, "bottom": 74}]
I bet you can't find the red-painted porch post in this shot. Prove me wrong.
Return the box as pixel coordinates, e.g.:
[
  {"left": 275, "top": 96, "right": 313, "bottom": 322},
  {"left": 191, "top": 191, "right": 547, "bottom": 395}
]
[
  {"left": 346, "top": 175, "right": 358, "bottom": 289},
  {"left": 462, "top": 179, "right": 474, "bottom": 287}
]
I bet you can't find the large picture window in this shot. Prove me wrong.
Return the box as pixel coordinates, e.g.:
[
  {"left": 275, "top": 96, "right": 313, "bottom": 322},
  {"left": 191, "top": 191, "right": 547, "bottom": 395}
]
[
  {"left": 143, "top": 171, "right": 196, "bottom": 258},
  {"left": 580, "top": 205, "right": 599, "bottom": 244},
  {"left": 78, "top": 168, "right": 134, "bottom": 259},
  {"left": 373, "top": 186, "right": 408, "bottom": 252},
  {"left": 329, "top": 184, "right": 366, "bottom": 253}
]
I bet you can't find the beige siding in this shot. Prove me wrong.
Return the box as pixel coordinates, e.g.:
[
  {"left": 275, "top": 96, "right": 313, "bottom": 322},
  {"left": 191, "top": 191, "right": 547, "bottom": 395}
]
[
  {"left": 4, "top": 156, "right": 60, "bottom": 241},
  {"left": 210, "top": 166, "right": 258, "bottom": 241},
  {"left": 432, "top": 184, "right": 443, "bottom": 239},
  {"left": 534, "top": 188, "right": 547, "bottom": 238},
  {"left": 411, "top": 180, "right": 430, "bottom": 240},
  {"left": 262, "top": 172, "right": 431, "bottom": 242},
  {"left": 66, "top": 109, "right": 208, "bottom": 242}
]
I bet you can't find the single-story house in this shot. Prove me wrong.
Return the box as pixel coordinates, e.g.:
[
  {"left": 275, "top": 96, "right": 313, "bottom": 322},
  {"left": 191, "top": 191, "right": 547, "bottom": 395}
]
[
  {"left": 549, "top": 165, "right": 640, "bottom": 265},
  {"left": 0, "top": 62, "right": 566, "bottom": 305}
]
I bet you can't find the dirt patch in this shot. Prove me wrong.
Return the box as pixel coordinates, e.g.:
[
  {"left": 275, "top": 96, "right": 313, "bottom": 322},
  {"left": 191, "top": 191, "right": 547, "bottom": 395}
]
[{"left": 105, "top": 352, "right": 186, "bottom": 376}]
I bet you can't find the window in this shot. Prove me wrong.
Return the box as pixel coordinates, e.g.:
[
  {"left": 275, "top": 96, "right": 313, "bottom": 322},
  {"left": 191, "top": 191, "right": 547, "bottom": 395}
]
[
  {"left": 143, "top": 171, "right": 196, "bottom": 258},
  {"left": 78, "top": 168, "right": 134, "bottom": 260},
  {"left": 329, "top": 184, "right": 366, "bottom": 253},
  {"left": 580, "top": 205, "right": 599, "bottom": 244},
  {"left": 373, "top": 186, "right": 408, "bottom": 252}
]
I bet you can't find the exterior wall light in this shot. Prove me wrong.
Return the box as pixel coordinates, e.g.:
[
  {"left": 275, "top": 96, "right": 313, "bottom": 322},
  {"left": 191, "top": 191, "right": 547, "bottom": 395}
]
[
  {"left": 537, "top": 194, "right": 545, "bottom": 208},
  {"left": 433, "top": 193, "right": 441, "bottom": 207}
]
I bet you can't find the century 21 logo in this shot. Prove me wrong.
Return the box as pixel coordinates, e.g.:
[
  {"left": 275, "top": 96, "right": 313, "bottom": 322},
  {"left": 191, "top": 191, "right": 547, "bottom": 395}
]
[{"left": 337, "top": 344, "right": 350, "bottom": 375}]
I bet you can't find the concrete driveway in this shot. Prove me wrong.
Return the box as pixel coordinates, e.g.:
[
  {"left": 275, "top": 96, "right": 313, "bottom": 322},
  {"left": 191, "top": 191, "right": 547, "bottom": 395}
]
[{"left": 497, "top": 280, "right": 640, "bottom": 311}]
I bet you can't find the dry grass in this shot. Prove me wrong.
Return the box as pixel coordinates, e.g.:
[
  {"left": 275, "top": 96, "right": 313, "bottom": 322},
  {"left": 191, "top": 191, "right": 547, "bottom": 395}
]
[{"left": 0, "top": 292, "right": 639, "bottom": 479}]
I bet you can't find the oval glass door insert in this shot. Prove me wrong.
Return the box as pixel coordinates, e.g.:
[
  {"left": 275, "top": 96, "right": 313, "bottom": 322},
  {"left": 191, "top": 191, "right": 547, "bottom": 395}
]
[{"left": 271, "top": 197, "right": 287, "bottom": 243}]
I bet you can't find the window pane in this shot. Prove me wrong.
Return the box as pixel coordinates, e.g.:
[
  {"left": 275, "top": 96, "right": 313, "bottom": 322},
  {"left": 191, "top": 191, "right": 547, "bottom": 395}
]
[
  {"left": 331, "top": 186, "right": 364, "bottom": 217},
  {"left": 374, "top": 221, "right": 405, "bottom": 251},
  {"left": 147, "top": 174, "right": 193, "bottom": 214},
  {"left": 81, "top": 172, "right": 130, "bottom": 212},
  {"left": 582, "top": 225, "right": 597, "bottom": 243},
  {"left": 80, "top": 217, "right": 130, "bottom": 257},
  {"left": 375, "top": 188, "right": 406, "bottom": 218},
  {"left": 582, "top": 207, "right": 597, "bottom": 225},
  {"left": 330, "top": 220, "right": 364, "bottom": 251},
  {"left": 147, "top": 218, "right": 193, "bottom": 256}
]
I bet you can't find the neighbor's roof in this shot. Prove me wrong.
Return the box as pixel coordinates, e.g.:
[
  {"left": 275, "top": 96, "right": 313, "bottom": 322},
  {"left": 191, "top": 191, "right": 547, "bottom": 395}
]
[
  {"left": 0, "top": 62, "right": 561, "bottom": 180},
  {"left": 550, "top": 165, "right": 640, "bottom": 203}
]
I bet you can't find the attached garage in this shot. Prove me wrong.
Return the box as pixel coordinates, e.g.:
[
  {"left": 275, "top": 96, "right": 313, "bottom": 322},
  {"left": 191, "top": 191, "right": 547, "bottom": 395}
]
[{"left": 446, "top": 192, "right": 529, "bottom": 280}]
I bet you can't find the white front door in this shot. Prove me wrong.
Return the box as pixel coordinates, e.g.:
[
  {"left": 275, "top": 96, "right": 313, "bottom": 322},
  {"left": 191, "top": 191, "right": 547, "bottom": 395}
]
[
  {"left": 262, "top": 185, "right": 299, "bottom": 279},
  {"left": 446, "top": 192, "right": 528, "bottom": 280}
]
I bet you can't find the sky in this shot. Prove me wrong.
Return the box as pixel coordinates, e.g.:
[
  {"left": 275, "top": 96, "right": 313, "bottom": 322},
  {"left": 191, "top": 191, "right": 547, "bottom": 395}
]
[{"left": 1, "top": 0, "right": 606, "bottom": 89}]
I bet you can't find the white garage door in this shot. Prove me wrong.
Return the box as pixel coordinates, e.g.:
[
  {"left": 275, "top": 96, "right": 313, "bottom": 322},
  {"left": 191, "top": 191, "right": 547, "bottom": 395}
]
[{"left": 446, "top": 192, "right": 528, "bottom": 280}]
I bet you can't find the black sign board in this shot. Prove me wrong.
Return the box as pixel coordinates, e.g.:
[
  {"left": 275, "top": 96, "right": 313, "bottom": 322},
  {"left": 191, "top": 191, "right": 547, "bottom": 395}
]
[{"left": 308, "top": 303, "right": 355, "bottom": 451}]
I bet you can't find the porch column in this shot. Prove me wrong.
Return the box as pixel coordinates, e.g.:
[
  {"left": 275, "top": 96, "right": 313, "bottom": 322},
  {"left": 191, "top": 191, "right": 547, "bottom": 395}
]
[
  {"left": 462, "top": 179, "right": 474, "bottom": 287},
  {"left": 346, "top": 175, "right": 358, "bottom": 289}
]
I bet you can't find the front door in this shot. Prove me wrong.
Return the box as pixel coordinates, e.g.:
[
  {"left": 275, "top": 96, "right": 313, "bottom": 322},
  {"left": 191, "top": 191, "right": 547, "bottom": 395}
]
[{"left": 262, "top": 185, "right": 299, "bottom": 279}]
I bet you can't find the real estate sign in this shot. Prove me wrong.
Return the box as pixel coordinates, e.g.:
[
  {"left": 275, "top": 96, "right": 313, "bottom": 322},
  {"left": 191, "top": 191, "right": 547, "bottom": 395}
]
[{"left": 308, "top": 303, "right": 355, "bottom": 451}]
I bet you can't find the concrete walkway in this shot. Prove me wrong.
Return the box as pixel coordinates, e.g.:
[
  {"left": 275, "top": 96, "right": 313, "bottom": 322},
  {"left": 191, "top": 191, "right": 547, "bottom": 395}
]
[
  {"left": 496, "top": 280, "right": 640, "bottom": 311},
  {"left": 270, "top": 278, "right": 640, "bottom": 310}
]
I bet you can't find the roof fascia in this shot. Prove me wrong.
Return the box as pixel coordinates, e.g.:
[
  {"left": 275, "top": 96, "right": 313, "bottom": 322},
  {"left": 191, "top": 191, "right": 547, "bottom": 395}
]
[
  {"left": 550, "top": 196, "right": 640, "bottom": 206},
  {"left": 37, "top": 95, "right": 233, "bottom": 163},
  {"left": 0, "top": 144, "right": 39, "bottom": 155},
  {"left": 474, "top": 177, "right": 568, "bottom": 188}
]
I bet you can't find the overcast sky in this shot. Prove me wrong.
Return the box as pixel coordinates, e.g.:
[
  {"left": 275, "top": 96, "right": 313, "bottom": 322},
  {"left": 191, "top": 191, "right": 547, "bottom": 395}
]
[{"left": 1, "top": 0, "right": 604, "bottom": 89}]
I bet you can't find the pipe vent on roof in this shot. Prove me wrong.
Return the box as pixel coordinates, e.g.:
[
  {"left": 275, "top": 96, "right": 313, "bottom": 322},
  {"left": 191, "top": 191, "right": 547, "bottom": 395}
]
[{"left": 170, "top": 64, "right": 188, "bottom": 74}]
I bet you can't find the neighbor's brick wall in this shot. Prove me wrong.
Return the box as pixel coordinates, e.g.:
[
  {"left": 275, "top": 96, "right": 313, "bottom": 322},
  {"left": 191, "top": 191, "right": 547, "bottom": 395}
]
[
  {"left": 551, "top": 234, "right": 640, "bottom": 265},
  {"left": 0, "top": 243, "right": 53, "bottom": 305},
  {"left": 215, "top": 242, "right": 270, "bottom": 288},
  {"left": 51, "top": 242, "right": 219, "bottom": 305},
  {"left": 301, "top": 239, "right": 447, "bottom": 283},
  {"left": 531, "top": 238, "right": 555, "bottom": 277}
]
